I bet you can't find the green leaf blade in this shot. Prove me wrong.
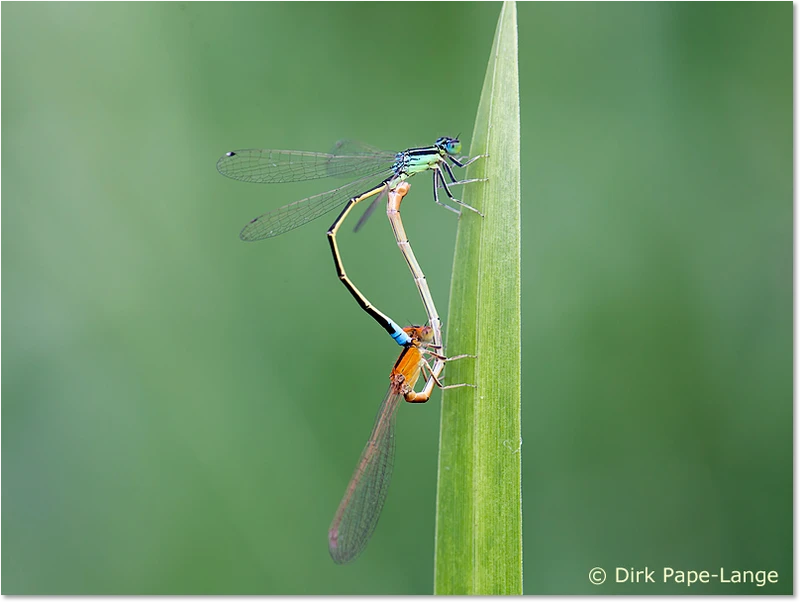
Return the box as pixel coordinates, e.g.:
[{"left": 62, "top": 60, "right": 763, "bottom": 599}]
[{"left": 434, "top": 1, "right": 522, "bottom": 595}]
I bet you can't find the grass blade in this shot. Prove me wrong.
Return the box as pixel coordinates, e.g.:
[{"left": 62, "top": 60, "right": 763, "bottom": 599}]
[{"left": 434, "top": 1, "right": 522, "bottom": 594}]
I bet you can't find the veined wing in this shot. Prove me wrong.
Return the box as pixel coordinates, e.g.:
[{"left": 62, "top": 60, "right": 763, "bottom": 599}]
[
  {"left": 352, "top": 188, "right": 388, "bottom": 233},
  {"left": 239, "top": 171, "right": 391, "bottom": 240},
  {"left": 217, "top": 148, "right": 395, "bottom": 184},
  {"left": 330, "top": 139, "right": 396, "bottom": 158},
  {"left": 328, "top": 387, "right": 402, "bottom": 565}
]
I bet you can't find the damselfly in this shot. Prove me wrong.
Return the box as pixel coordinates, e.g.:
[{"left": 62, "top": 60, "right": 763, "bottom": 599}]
[
  {"left": 218, "top": 137, "right": 482, "bottom": 346},
  {"left": 384, "top": 181, "right": 452, "bottom": 400},
  {"left": 328, "top": 325, "right": 473, "bottom": 564}
]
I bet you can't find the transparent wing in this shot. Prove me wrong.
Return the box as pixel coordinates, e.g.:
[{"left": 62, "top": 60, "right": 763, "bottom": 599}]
[
  {"left": 217, "top": 148, "right": 395, "bottom": 184},
  {"left": 238, "top": 171, "right": 391, "bottom": 240},
  {"left": 352, "top": 190, "right": 387, "bottom": 233},
  {"left": 330, "top": 139, "right": 396, "bottom": 158},
  {"left": 328, "top": 387, "right": 402, "bottom": 565}
]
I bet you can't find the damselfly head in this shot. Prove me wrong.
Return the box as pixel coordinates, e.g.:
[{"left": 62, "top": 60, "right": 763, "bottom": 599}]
[
  {"left": 435, "top": 136, "right": 462, "bottom": 156},
  {"left": 402, "top": 325, "right": 434, "bottom": 346}
]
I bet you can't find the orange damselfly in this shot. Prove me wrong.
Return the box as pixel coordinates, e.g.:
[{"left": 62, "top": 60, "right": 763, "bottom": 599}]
[{"left": 328, "top": 325, "right": 471, "bottom": 564}]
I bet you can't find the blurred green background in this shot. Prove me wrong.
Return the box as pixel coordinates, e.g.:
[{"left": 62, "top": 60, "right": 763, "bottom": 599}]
[{"left": 2, "top": 2, "right": 791, "bottom": 595}]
